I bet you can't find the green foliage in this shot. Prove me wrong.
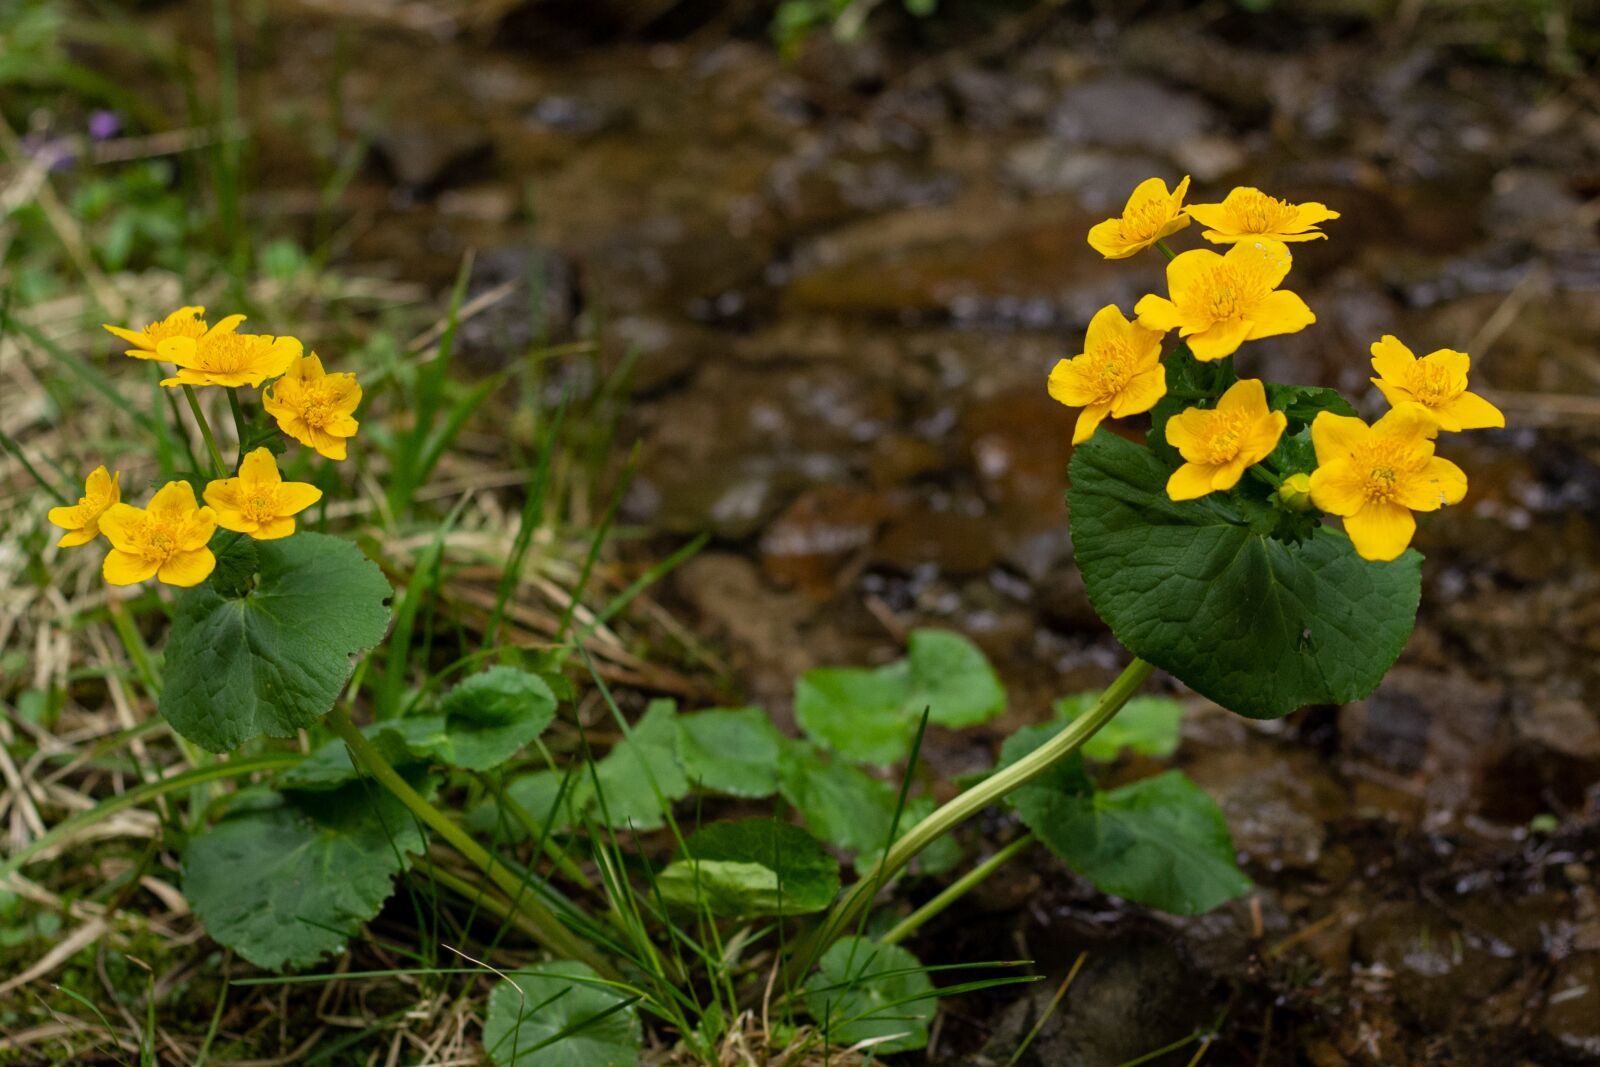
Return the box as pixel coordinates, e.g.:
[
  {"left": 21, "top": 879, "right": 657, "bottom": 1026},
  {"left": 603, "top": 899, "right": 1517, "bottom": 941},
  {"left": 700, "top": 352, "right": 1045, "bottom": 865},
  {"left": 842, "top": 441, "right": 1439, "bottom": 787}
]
[
  {"left": 1000, "top": 725, "right": 1249, "bottom": 915},
  {"left": 483, "top": 961, "right": 642, "bottom": 1067},
  {"left": 1068, "top": 432, "right": 1421, "bottom": 718},
  {"left": 805, "top": 938, "right": 936, "bottom": 1053},
  {"left": 574, "top": 700, "right": 689, "bottom": 831},
  {"left": 777, "top": 741, "right": 899, "bottom": 855},
  {"left": 423, "top": 666, "right": 558, "bottom": 771},
  {"left": 160, "top": 533, "right": 394, "bottom": 751},
  {"left": 182, "top": 777, "right": 427, "bottom": 970},
  {"left": 676, "top": 707, "right": 784, "bottom": 798},
  {"left": 468, "top": 769, "right": 577, "bottom": 841},
  {"left": 1055, "top": 692, "right": 1184, "bottom": 761},
  {"left": 657, "top": 819, "right": 840, "bottom": 917},
  {"left": 795, "top": 628, "right": 1005, "bottom": 764}
]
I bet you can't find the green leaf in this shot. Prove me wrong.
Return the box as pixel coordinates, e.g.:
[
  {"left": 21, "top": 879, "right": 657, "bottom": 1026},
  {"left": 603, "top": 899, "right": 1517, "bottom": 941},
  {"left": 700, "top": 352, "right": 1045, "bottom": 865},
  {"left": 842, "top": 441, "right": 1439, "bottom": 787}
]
[
  {"left": 805, "top": 938, "right": 936, "bottom": 1053},
  {"left": 795, "top": 629, "right": 1006, "bottom": 764},
  {"left": 429, "top": 667, "right": 558, "bottom": 771},
  {"left": 1067, "top": 432, "right": 1421, "bottom": 718},
  {"left": 996, "top": 722, "right": 1095, "bottom": 809},
  {"left": 777, "top": 742, "right": 899, "bottom": 855},
  {"left": 677, "top": 707, "right": 784, "bottom": 798},
  {"left": 1264, "top": 384, "right": 1357, "bottom": 431},
  {"left": 794, "top": 664, "right": 915, "bottom": 765},
  {"left": 1018, "top": 766, "right": 1251, "bottom": 916},
  {"left": 161, "top": 534, "right": 393, "bottom": 752},
  {"left": 906, "top": 629, "right": 1006, "bottom": 728},
  {"left": 483, "top": 960, "right": 641, "bottom": 1067},
  {"left": 574, "top": 700, "right": 688, "bottom": 831},
  {"left": 278, "top": 727, "right": 418, "bottom": 792},
  {"left": 467, "top": 769, "right": 577, "bottom": 842},
  {"left": 1055, "top": 693, "right": 1184, "bottom": 761},
  {"left": 182, "top": 777, "right": 426, "bottom": 970},
  {"left": 657, "top": 819, "right": 840, "bottom": 916}
]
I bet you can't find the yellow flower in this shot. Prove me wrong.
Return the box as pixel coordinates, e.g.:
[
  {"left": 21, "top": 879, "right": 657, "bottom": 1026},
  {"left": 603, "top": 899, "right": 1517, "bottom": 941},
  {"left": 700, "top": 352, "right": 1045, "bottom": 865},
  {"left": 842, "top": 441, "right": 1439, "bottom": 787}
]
[
  {"left": 1369, "top": 335, "right": 1504, "bottom": 432},
  {"left": 1134, "top": 239, "right": 1315, "bottom": 362},
  {"left": 205, "top": 448, "right": 323, "bottom": 540},
  {"left": 1048, "top": 305, "right": 1167, "bottom": 444},
  {"left": 1184, "top": 187, "right": 1339, "bottom": 245},
  {"left": 1277, "top": 472, "right": 1314, "bottom": 511},
  {"left": 47, "top": 465, "right": 121, "bottom": 547},
  {"left": 1087, "top": 176, "right": 1192, "bottom": 260},
  {"left": 99, "top": 481, "right": 218, "bottom": 587},
  {"left": 103, "top": 306, "right": 209, "bottom": 359},
  {"left": 155, "top": 316, "right": 301, "bottom": 389},
  {"left": 1163, "top": 378, "right": 1286, "bottom": 500},
  {"left": 1308, "top": 404, "right": 1467, "bottom": 562},
  {"left": 262, "top": 354, "right": 362, "bottom": 461}
]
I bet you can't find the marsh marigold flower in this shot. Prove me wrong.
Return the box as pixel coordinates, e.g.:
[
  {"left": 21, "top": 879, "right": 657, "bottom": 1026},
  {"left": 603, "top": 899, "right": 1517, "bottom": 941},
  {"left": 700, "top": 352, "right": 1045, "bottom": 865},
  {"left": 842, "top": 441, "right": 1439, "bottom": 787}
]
[
  {"left": 99, "top": 481, "right": 218, "bottom": 587},
  {"left": 1087, "top": 176, "right": 1192, "bottom": 260},
  {"left": 1164, "top": 378, "right": 1286, "bottom": 501},
  {"left": 155, "top": 316, "right": 301, "bottom": 389},
  {"left": 1135, "top": 239, "right": 1315, "bottom": 362},
  {"left": 1278, "top": 472, "right": 1314, "bottom": 511},
  {"left": 262, "top": 353, "right": 361, "bottom": 461},
  {"left": 1184, "top": 187, "right": 1339, "bottom": 245},
  {"left": 1369, "top": 335, "right": 1504, "bottom": 432},
  {"left": 205, "top": 448, "right": 322, "bottom": 540},
  {"left": 1048, "top": 305, "right": 1167, "bottom": 444},
  {"left": 103, "top": 306, "right": 208, "bottom": 359},
  {"left": 48, "top": 465, "right": 120, "bottom": 547},
  {"left": 1308, "top": 404, "right": 1466, "bottom": 562}
]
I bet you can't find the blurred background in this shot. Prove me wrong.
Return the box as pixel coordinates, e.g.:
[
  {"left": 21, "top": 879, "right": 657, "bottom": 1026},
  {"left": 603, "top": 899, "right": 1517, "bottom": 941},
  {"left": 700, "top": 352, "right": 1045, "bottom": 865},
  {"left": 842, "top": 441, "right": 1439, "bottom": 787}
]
[{"left": 2, "top": 0, "right": 1599, "bottom": 1063}]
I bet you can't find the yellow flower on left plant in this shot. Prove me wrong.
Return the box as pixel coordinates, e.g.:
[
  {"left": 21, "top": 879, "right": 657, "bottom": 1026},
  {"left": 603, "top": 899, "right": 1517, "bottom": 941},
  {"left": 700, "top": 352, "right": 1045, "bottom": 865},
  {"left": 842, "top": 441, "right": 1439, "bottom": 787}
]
[
  {"left": 1048, "top": 305, "right": 1167, "bottom": 444},
  {"left": 155, "top": 316, "right": 302, "bottom": 389},
  {"left": 205, "top": 448, "right": 323, "bottom": 540},
  {"left": 99, "top": 481, "right": 218, "bottom": 587},
  {"left": 48, "top": 465, "right": 120, "bottom": 547},
  {"left": 103, "top": 306, "right": 209, "bottom": 359}
]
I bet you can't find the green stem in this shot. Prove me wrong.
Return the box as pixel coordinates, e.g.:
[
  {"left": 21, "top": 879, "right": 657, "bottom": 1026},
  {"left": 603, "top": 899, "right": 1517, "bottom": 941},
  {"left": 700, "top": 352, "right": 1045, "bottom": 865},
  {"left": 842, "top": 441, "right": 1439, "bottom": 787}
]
[
  {"left": 325, "top": 705, "right": 619, "bottom": 979},
  {"left": 1249, "top": 465, "right": 1283, "bottom": 490},
  {"left": 181, "top": 385, "right": 228, "bottom": 477},
  {"left": 491, "top": 778, "right": 597, "bottom": 891},
  {"left": 880, "top": 832, "right": 1035, "bottom": 947},
  {"left": 797, "top": 657, "right": 1154, "bottom": 975},
  {"left": 227, "top": 388, "right": 249, "bottom": 467},
  {"left": 1155, "top": 239, "right": 1178, "bottom": 262}
]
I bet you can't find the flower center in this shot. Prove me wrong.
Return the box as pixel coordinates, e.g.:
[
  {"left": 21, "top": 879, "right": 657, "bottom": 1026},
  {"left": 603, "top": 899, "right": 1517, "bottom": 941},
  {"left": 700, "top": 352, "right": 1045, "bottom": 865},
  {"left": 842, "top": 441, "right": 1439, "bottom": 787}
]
[
  {"left": 1406, "top": 361, "right": 1457, "bottom": 405},
  {"left": 1119, "top": 196, "right": 1170, "bottom": 241},
  {"left": 1232, "top": 190, "right": 1296, "bottom": 233},
  {"left": 1200, "top": 411, "right": 1248, "bottom": 464},
  {"left": 302, "top": 395, "right": 335, "bottom": 428},
  {"left": 1084, "top": 339, "right": 1136, "bottom": 402},
  {"left": 147, "top": 312, "right": 207, "bottom": 343},
  {"left": 196, "top": 333, "right": 262, "bottom": 372},
  {"left": 1192, "top": 264, "right": 1254, "bottom": 322},
  {"left": 244, "top": 493, "right": 277, "bottom": 524},
  {"left": 1356, "top": 440, "right": 1421, "bottom": 502}
]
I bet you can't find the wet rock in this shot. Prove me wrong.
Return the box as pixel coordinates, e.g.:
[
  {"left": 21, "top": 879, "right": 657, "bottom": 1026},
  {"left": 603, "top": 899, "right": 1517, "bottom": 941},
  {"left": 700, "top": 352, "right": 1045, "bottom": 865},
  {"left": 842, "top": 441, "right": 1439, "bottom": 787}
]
[
  {"left": 1001, "top": 143, "right": 1166, "bottom": 211},
  {"left": 974, "top": 938, "right": 1214, "bottom": 1067},
  {"left": 961, "top": 387, "right": 1075, "bottom": 515},
  {"left": 1514, "top": 694, "right": 1600, "bottom": 760},
  {"left": 1186, "top": 749, "right": 1339, "bottom": 872},
  {"left": 1542, "top": 953, "right": 1600, "bottom": 1059},
  {"left": 1353, "top": 900, "right": 1521, "bottom": 1031},
  {"left": 758, "top": 486, "right": 888, "bottom": 597},
  {"left": 672, "top": 553, "right": 815, "bottom": 704},
  {"left": 874, "top": 502, "right": 999, "bottom": 577},
  {"left": 454, "top": 244, "right": 580, "bottom": 371},
  {"left": 1049, "top": 75, "right": 1215, "bottom": 155},
  {"left": 369, "top": 115, "right": 494, "bottom": 193}
]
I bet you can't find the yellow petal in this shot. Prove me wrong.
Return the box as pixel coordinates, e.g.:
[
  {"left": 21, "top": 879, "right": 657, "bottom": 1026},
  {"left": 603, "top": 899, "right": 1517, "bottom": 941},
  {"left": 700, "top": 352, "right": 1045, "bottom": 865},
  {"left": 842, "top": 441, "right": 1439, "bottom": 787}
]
[
  {"left": 56, "top": 527, "right": 98, "bottom": 548},
  {"left": 1310, "top": 412, "right": 1370, "bottom": 465},
  {"left": 1163, "top": 247, "right": 1223, "bottom": 307},
  {"left": 1344, "top": 502, "right": 1416, "bottom": 562},
  {"left": 103, "top": 324, "right": 153, "bottom": 349},
  {"left": 1123, "top": 176, "right": 1175, "bottom": 215},
  {"left": 1291, "top": 202, "right": 1340, "bottom": 229},
  {"left": 1308, "top": 461, "right": 1369, "bottom": 516},
  {"left": 1244, "top": 289, "right": 1315, "bottom": 340},
  {"left": 1435, "top": 390, "right": 1504, "bottom": 432},
  {"left": 1182, "top": 201, "right": 1233, "bottom": 232},
  {"left": 1166, "top": 462, "right": 1219, "bottom": 501},
  {"left": 104, "top": 549, "right": 160, "bottom": 585},
  {"left": 1163, "top": 407, "right": 1209, "bottom": 454},
  {"left": 1134, "top": 294, "right": 1182, "bottom": 334},
  {"left": 1168, "top": 175, "right": 1191, "bottom": 208},
  {"left": 47, "top": 503, "right": 86, "bottom": 530},
  {"left": 274, "top": 481, "right": 323, "bottom": 515},
  {"left": 1216, "top": 378, "right": 1268, "bottom": 416},
  {"left": 1369, "top": 335, "right": 1415, "bottom": 383},
  {"left": 203, "top": 314, "right": 248, "bottom": 339},
  {"left": 1209, "top": 456, "right": 1250, "bottom": 492},
  {"left": 239, "top": 448, "right": 281, "bottom": 486},
  {"left": 149, "top": 481, "right": 200, "bottom": 517},
  {"left": 159, "top": 548, "right": 216, "bottom": 587},
  {"left": 1111, "top": 365, "right": 1167, "bottom": 417},
  {"left": 1087, "top": 218, "right": 1141, "bottom": 260},
  {"left": 1373, "top": 403, "right": 1440, "bottom": 442},
  {"left": 253, "top": 517, "right": 297, "bottom": 540},
  {"left": 97, "top": 503, "right": 145, "bottom": 552},
  {"left": 1371, "top": 377, "right": 1416, "bottom": 409},
  {"left": 309, "top": 429, "right": 349, "bottom": 461},
  {"left": 1084, "top": 304, "right": 1129, "bottom": 349},
  {"left": 1186, "top": 317, "right": 1251, "bottom": 362},
  {"left": 1227, "top": 238, "right": 1293, "bottom": 292},
  {"left": 1422, "top": 348, "right": 1470, "bottom": 380},
  {"left": 1396, "top": 455, "right": 1468, "bottom": 511},
  {"left": 1073, "top": 403, "right": 1111, "bottom": 445},
  {"left": 1156, "top": 213, "right": 1191, "bottom": 240},
  {"left": 156, "top": 336, "right": 199, "bottom": 366},
  {"left": 1048, "top": 358, "right": 1098, "bottom": 408},
  {"left": 1244, "top": 410, "right": 1287, "bottom": 460}
]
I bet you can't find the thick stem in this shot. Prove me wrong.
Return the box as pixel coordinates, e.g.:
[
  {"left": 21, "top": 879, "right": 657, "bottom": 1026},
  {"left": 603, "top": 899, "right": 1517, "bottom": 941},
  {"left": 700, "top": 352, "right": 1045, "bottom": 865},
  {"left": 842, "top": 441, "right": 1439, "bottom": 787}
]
[
  {"left": 325, "top": 705, "right": 619, "bottom": 979},
  {"left": 880, "top": 832, "right": 1035, "bottom": 947},
  {"left": 227, "top": 388, "right": 249, "bottom": 467},
  {"left": 182, "top": 385, "right": 229, "bottom": 477},
  {"left": 798, "top": 657, "right": 1154, "bottom": 974},
  {"left": 1155, "top": 239, "right": 1178, "bottom": 262}
]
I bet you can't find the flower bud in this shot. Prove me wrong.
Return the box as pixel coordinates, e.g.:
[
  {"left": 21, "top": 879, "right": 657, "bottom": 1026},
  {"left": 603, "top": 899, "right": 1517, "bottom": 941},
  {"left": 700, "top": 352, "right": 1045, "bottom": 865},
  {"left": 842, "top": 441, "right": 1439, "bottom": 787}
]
[{"left": 1278, "top": 473, "right": 1314, "bottom": 511}]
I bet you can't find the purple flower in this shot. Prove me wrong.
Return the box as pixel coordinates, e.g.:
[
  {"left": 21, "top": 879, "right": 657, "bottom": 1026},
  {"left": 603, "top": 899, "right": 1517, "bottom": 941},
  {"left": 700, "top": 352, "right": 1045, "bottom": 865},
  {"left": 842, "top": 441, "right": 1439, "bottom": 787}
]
[{"left": 88, "top": 110, "right": 122, "bottom": 141}]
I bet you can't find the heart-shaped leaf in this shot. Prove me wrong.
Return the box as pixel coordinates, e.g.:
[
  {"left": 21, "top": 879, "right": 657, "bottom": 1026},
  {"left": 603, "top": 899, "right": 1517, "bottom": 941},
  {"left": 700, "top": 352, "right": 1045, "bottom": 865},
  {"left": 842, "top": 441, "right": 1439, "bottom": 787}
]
[
  {"left": 657, "top": 819, "right": 840, "bottom": 916},
  {"left": 677, "top": 707, "right": 784, "bottom": 798}
]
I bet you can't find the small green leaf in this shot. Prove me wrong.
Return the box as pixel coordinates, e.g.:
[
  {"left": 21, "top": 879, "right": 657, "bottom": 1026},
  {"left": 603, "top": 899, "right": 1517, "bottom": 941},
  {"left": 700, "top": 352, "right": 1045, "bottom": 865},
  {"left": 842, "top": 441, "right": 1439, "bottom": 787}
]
[
  {"left": 778, "top": 742, "right": 899, "bottom": 854},
  {"left": 467, "top": 769, "right": 577, "bottom": 842},
  {"left": 657, "top": 819, "right": 840, "bottom": 916},
  {"left": 483, "top": 960, "right": 641, "bottom": 1067},
  {"left": 161, "top": 533, "right": 393, "bottom": 752},
  {"left": 795, "top": 664, "right": 915, "bottom": 765},
  {"left": 574, "top": 700, "right": 688, "bottom": 831},
  {"left": 1264, "top": 383, "right": 1357, "bottom": 431},
  {"left": 278, "top": 727, "right": 417, "bottom": 791},
  {"left": 1068, "top": 432, "right": 1421, "bottom": 718},
  {"left": 182, "top": 777, "right": 426, "bottom": 970},
  {"left": 1055, "top": 693, "right": 1184, "bottom": 761},
  {"left": 429, "top": 667, "right": 558, "bottom": 771},
  {"left": 906, "top": 629, "right": 1006, "bottom": 728},
  {"left": 677, "top": 707, "right": 784, "bottom": 798},
  {"left": 805, "top": 938, "right": 936, "bottom": 1053}
]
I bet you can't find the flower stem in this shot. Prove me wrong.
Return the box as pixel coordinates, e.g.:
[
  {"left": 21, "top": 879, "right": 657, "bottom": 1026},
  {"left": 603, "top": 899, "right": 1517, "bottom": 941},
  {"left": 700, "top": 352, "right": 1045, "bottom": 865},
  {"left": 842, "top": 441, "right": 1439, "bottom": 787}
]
[
  {"left": 325, "top": 704, "right": 619, "bottom": 978},
  {"left": 880, "top": 832, "right": 1036, "bottom": 947},
  {"left": 1155, "top": 239, "right": 1178, "bottom": 262},
  {"left": 182, "top": 385, "right": 229, "bottom": 478},
  {"left": 796, "top": 657, "right": 1154, "bottom": 975},
  {"left": 227, "top": 388, "right": 249, "bottom": 467}
]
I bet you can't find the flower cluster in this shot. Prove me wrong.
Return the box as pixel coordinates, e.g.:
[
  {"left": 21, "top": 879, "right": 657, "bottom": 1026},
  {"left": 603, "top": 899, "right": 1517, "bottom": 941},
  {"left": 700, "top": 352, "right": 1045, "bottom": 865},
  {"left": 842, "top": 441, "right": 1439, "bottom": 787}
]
[
  {"left": 1050, "top": 178, "right": 1503, "bottom": 561},
  {"left": 46, "top": 308, "right": 356, "bottom": 586}
]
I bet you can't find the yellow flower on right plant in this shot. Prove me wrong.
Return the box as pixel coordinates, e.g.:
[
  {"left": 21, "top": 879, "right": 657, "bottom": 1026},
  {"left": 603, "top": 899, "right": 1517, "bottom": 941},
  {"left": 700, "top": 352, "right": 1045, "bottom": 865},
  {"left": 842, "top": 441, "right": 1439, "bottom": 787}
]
[
  {"left": 262, "top": 353, "right": 362, "bottom": 461},
  {"left": 204, "top": 448, "right": 323, "bottom": 540},
  {"left": 1308, "top": 404, "right": 1467, "bottom": 562},
  {"left": 1135, "top": 240, "right": 1315, "bottom": 362},
  {"left": 1369, "top": 335, "right": 1504, "bottom": 432},
  {"left": 1164, "top": 378, "right": 1286, "bottom": 500},
  {"left": 103, "top": 306, "right": 209, "bottom": 359},
  {"left": 1184, "top": 187, "right": 1340, "bottom": 245}
]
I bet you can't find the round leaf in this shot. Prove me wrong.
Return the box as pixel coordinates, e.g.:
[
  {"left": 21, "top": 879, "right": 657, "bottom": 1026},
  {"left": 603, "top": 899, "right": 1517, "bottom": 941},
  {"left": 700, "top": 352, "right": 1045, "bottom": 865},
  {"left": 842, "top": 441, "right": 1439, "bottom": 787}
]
[
  {"left": 1055, "top": 692, "right": 1184, "bottom": 761},
  {"left": 573, "top": 700, "right": 688, "bottom": 831},
  {"left": 161, "top": 533, "right": 393, "bottom": 751},
  {"left": 677, "top": 707, "right": 784, "bottom": 798},
  {"left": 795, "top": 665, "right": 915, "bottom": 765},
  {"left": 906, "top": 628, "right": 1006, "bottom": 728},
  {"left": 430, "top": 667, "right": 558, "bottom": 771},
  {"left": 483, "top": 960, "right": 640, "bottom": 1067},
  {"left": 805, "top": 938, "right": 936, "bottom": 1053},
  {"left": 1068, "top": 432, "right": 1421, "bottom": 719},
  {"left": 658, "top": 819, "right": 840, "bottom": 916}
]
